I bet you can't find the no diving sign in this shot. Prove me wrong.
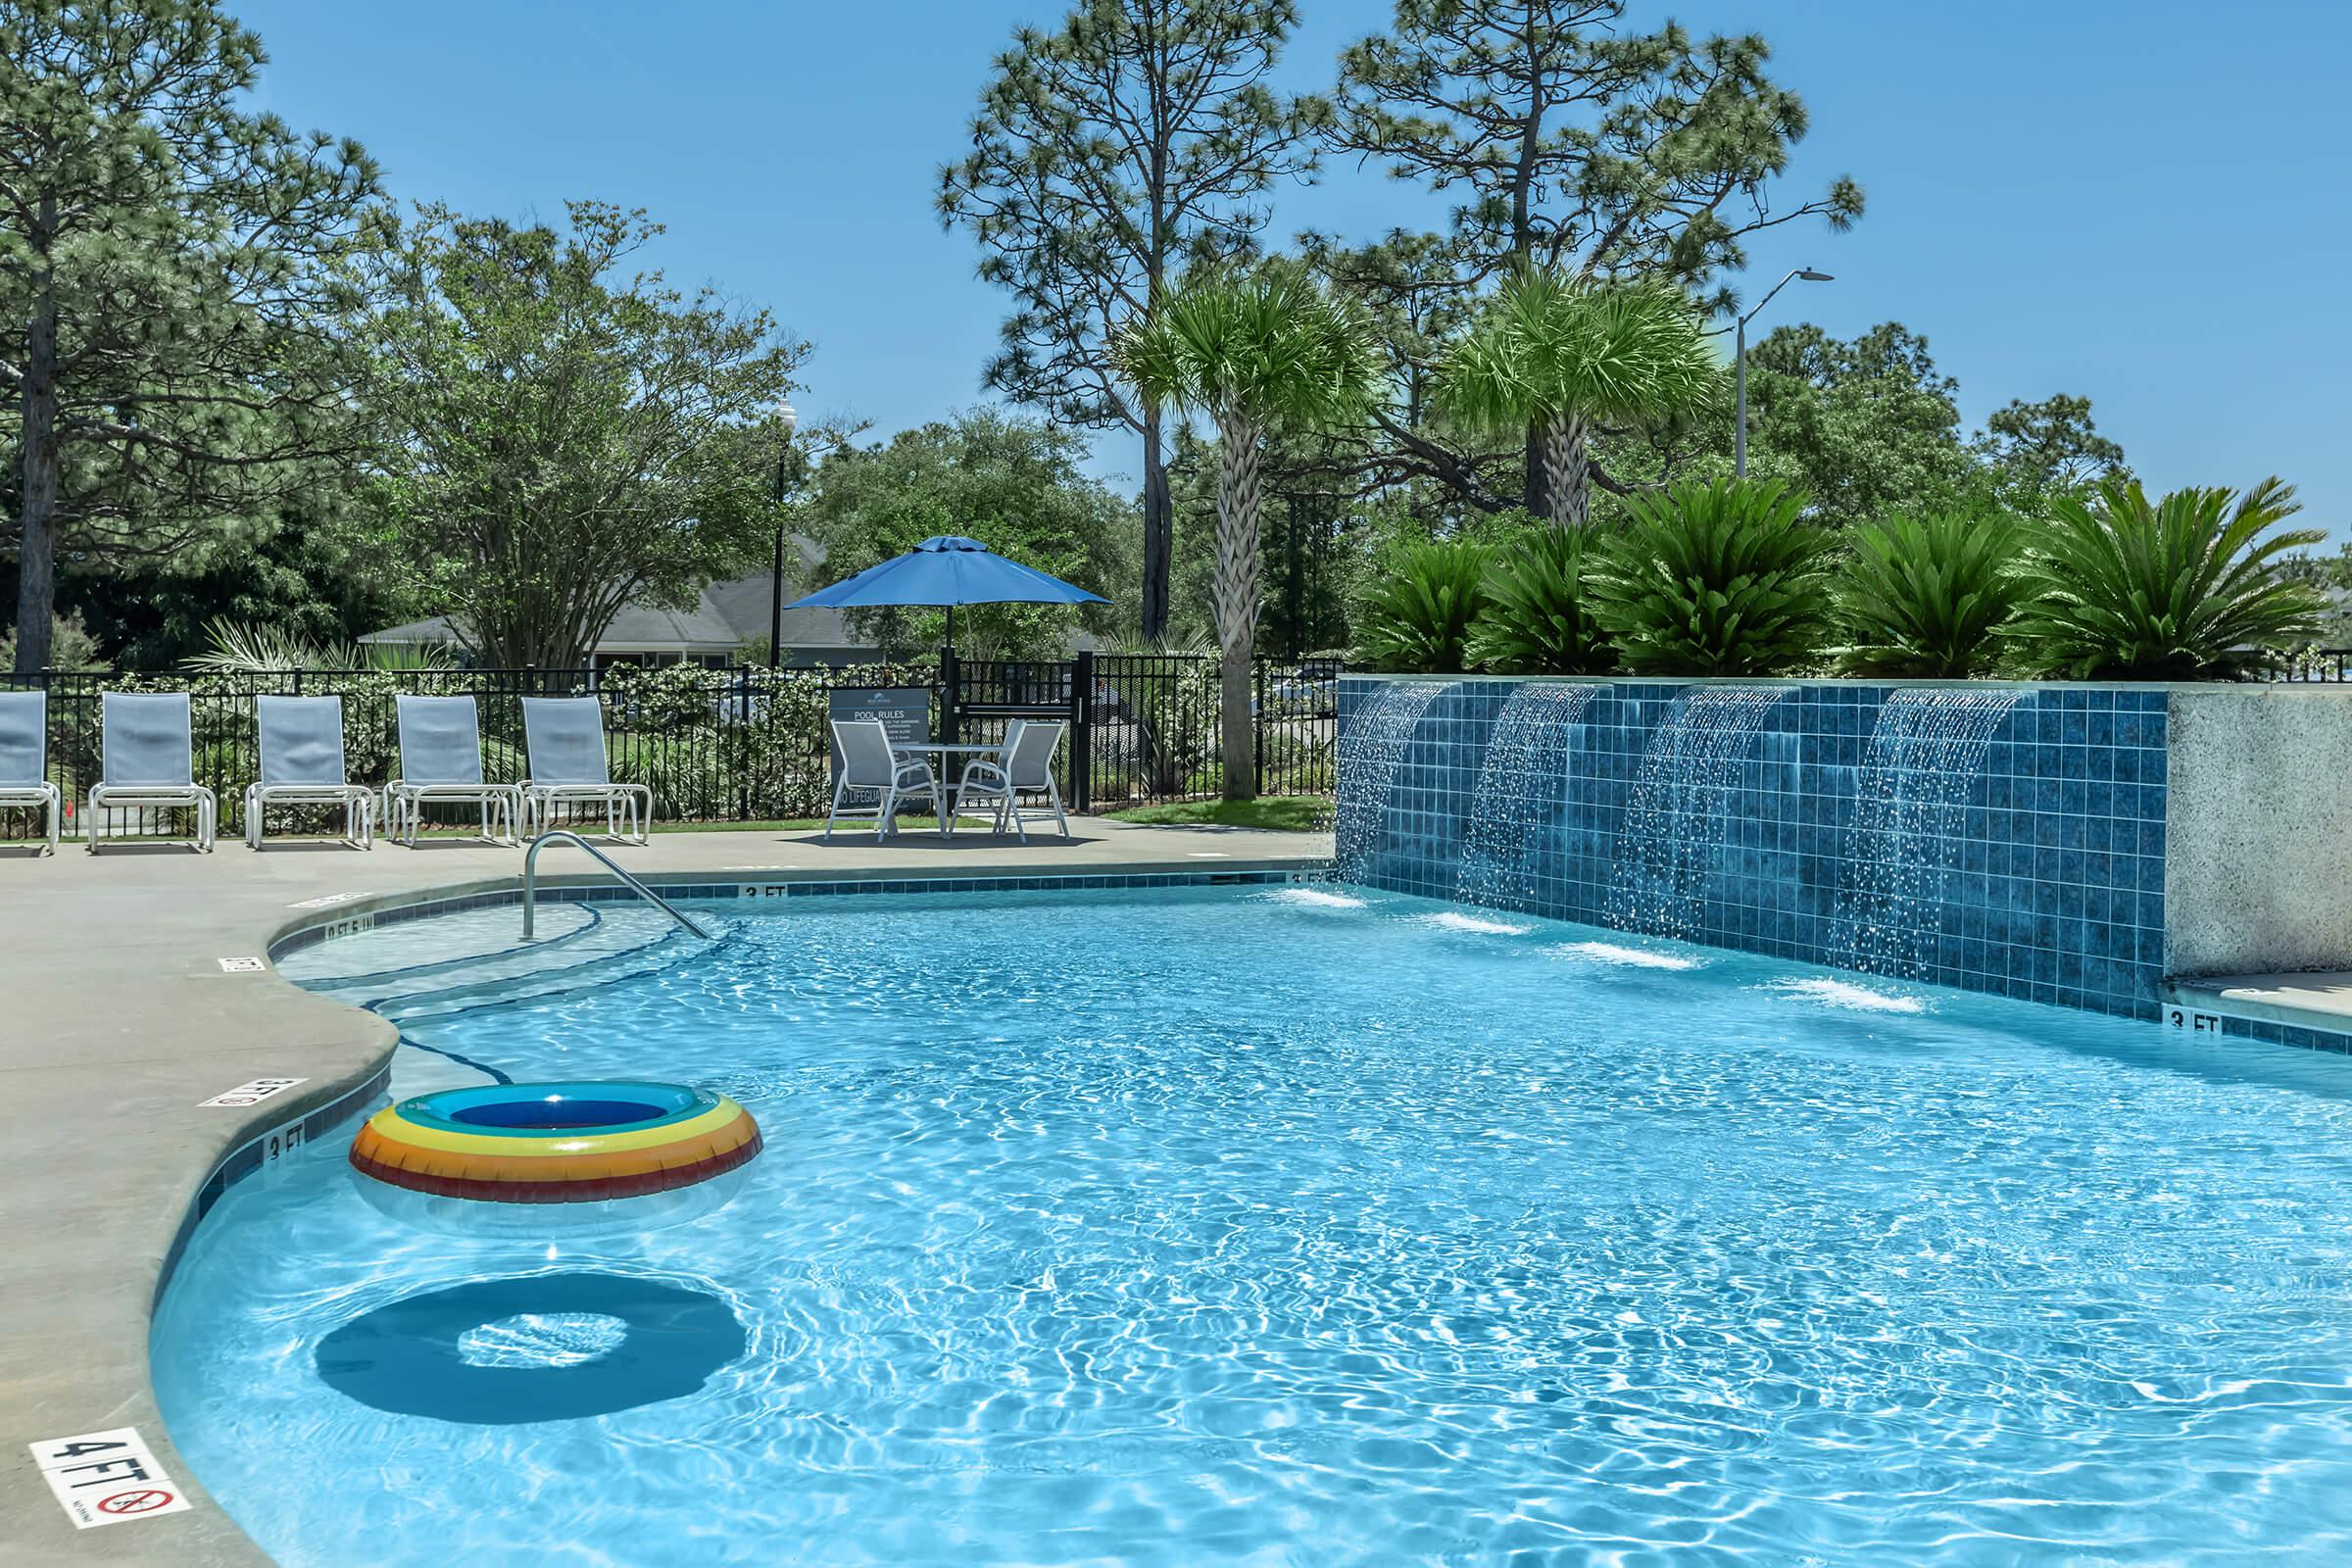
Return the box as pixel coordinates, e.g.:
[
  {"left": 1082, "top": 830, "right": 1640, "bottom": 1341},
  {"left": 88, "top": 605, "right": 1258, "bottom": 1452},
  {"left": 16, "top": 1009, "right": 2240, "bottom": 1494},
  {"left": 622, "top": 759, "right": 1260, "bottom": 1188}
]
[{"left": 27, "top": 1427, "right": 193, "bottom": 1530}]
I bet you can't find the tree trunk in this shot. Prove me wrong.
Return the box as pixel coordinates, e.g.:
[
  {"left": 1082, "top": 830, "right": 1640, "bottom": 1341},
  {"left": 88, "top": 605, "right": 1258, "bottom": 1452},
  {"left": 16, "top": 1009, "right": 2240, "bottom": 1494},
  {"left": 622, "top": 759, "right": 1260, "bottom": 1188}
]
[
  {"left": 1541, "top": 416, "right": 1590, "bottom": 528},
  {"left": 1140, "top": 408, "right": 1171, "bottom": 644},
  {"left": 13, "top": 275, "right": 61, "bottom": 674},
  {"left": 1522, "top": 420, "right": 1548, "bottom": 521},
  {"left": 1214, "top": 412, "right": 1260, "bottom": 802}
]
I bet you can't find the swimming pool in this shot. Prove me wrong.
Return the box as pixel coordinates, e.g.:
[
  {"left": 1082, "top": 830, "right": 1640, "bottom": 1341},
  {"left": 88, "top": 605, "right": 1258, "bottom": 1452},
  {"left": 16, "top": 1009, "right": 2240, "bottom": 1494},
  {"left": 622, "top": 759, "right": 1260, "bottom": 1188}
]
[{"left": 153, "top": 883, "right": 2352, "bottom": 1565}]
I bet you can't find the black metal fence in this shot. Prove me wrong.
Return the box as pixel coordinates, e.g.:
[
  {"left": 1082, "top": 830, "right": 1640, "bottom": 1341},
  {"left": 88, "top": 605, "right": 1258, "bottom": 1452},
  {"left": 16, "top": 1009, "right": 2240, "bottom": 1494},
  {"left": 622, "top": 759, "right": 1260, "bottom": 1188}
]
[
  {"left": 2271, "top": 649, "right": 2352, "bottom": 682},
  {"left": 0, "top": 655, "right": 1337, "bottom": 839}
]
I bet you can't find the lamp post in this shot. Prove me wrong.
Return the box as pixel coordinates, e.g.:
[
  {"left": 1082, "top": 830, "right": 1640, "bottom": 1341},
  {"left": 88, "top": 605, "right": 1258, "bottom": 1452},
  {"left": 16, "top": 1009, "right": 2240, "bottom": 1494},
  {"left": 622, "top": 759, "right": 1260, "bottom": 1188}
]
[
  {"left": 1735, "top": 269, "right": 1834, "bottom": 478},
  {"left": 767, "top": 398, "right": 798, "bottom": 668}
]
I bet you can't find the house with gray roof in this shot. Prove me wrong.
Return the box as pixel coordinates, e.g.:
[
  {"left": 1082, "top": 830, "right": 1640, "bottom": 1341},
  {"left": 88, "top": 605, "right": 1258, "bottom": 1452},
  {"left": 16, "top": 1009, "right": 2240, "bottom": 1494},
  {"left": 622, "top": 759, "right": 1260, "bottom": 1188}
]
[{"left": 360, "top": 538, "right": 880, "bottom": 668}]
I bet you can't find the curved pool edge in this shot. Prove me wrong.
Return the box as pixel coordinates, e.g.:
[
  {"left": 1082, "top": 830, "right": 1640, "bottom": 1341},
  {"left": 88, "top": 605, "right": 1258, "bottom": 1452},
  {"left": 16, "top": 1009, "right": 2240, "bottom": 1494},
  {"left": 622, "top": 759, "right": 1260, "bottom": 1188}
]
[{"left": 0, "top": 824, "right": 1329, "bottom": 1567}]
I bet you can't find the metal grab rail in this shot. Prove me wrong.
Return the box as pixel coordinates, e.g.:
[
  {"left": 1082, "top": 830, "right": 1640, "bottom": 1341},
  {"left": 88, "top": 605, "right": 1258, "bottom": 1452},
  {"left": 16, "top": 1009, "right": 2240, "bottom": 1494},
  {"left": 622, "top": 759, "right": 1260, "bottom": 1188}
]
[{"left": 522, "top": 828, "right": 711, "bottom": 941}]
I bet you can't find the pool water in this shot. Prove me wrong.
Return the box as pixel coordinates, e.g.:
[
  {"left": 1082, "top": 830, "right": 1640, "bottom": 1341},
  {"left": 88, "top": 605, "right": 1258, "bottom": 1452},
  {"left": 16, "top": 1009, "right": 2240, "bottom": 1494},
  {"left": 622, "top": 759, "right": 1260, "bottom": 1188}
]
[{"left": 153, "top": 884, "right": 2352, "bottom": 1565}]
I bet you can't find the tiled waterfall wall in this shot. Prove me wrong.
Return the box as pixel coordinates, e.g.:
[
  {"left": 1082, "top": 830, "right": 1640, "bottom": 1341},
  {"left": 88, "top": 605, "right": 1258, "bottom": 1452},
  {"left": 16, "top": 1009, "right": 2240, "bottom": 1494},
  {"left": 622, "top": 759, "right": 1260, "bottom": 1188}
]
[{"left": 1336, "top": 676, "right": 2173, "bottom": 1017}]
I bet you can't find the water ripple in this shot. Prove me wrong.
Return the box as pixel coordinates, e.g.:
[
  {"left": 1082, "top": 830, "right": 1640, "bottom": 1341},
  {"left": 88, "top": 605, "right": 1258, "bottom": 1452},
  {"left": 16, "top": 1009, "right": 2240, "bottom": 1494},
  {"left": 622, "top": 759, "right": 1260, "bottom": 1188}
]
[{"left": 152, "top": 885, "right": 2352, "bottom": 1566}]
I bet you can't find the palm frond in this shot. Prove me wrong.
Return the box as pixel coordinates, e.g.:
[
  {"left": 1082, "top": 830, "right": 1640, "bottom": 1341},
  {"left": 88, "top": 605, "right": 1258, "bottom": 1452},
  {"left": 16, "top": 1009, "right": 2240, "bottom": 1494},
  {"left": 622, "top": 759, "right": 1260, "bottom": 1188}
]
[
  {"left": 1834, "top": 512, "right": 2029, "bottom": 677},
  {"left": 1433, "top": 269, "right": 1725, "bottom": 438},
  {"left": 2006, "top": 476, "right": 2328, "bottom": 678}
]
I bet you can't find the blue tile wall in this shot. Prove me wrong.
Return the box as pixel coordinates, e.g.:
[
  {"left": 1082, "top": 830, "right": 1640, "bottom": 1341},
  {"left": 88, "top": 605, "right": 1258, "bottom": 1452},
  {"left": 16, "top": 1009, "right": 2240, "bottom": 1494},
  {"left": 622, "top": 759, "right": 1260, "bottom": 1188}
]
[
  {"left": 1337, "top": 676, "right": 2171, "bottom": 1018},
  {"left": 2213, "top": 1013, "right": 2352, "bottom": 1054}
]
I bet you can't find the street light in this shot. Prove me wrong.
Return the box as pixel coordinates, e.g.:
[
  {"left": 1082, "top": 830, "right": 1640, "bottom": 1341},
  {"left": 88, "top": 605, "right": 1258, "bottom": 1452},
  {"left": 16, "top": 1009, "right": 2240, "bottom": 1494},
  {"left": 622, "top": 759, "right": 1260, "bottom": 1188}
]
[
  {"left": 768, "top": 398, "right": 798, "bottom": 668},
  {"left": 1735, "top": 269, "right": 1834, "bottom": 478}
]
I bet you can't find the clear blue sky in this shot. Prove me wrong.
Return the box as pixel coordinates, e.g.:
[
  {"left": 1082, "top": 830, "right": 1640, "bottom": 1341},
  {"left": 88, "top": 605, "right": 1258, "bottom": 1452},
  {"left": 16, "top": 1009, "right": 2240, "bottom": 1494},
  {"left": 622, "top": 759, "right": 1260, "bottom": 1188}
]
[{"left": 235, "top": 0, "right": 2352, "bottom": 536}]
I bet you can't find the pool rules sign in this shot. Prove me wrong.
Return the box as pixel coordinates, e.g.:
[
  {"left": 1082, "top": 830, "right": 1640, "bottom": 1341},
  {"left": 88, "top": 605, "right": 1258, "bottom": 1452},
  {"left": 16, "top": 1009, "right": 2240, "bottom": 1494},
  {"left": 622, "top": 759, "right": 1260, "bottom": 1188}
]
[{"left": 28, "top": 1427, "right": 193, "bottom": 1529}]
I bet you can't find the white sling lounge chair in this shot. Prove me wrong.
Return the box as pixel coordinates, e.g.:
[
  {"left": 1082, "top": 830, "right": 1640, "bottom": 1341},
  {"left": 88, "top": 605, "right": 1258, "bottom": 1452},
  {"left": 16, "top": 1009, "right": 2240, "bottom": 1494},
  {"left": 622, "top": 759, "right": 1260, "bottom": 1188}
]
[
  {"left": 245, "top": 695, "right": 374, "bottom": 850},
  {"left": 824, "top": 718, "right": 943, "bottom": 843},
  {"left": 520, "top": 697, "right": 650, "bottom": 844},
  {"left": 87, "top": 691, "right": 215, "bottom": 853},
  {"left": 0, "top": 691, "right": 61, "bottom": 854},
  {"left": 956, "top": 718, "right": 1070, "bottom": 843},
  {"left": 386, "top": 695, "right": 518, "bottom": 847}
]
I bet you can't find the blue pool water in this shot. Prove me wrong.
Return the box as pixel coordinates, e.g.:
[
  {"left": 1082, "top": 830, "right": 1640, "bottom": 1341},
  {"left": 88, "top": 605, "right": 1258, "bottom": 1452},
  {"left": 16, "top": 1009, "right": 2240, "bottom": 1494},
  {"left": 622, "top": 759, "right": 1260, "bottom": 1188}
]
[{"left": 153, "top": 885, "right": 2352, "bottom": 1565}]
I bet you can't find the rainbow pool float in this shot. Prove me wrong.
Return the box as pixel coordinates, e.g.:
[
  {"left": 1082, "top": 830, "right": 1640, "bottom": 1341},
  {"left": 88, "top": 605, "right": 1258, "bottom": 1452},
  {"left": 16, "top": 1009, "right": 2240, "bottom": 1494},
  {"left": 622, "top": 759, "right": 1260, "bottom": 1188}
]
[{"left": 351, "top": 1081, "right": 761, "bottom": 1211}]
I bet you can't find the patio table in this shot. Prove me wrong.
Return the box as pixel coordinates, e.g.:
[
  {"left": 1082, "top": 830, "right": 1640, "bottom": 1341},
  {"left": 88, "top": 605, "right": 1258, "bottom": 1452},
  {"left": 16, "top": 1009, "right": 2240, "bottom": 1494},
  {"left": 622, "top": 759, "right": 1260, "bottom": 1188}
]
[{"left": 889, "top": 741, "right": 1004, "bottom": 838}]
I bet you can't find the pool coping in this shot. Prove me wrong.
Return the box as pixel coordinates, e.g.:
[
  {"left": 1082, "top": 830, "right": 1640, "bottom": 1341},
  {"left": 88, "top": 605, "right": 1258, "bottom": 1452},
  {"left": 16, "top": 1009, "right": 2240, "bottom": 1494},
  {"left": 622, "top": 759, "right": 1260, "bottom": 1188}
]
[
  {"left": 0, "top": 823, "right": 1330, "bottom": 1568},
  {"left": 2157, "top": 973, "right": 2352, "bottom": 1055}
]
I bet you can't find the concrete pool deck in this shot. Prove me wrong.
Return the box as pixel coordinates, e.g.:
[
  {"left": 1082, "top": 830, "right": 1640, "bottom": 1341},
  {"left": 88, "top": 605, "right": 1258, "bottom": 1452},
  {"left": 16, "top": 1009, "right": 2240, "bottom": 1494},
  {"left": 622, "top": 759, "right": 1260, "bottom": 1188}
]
[{"left": 0, "top": 819, "right": 1331, "bottom": 1567}]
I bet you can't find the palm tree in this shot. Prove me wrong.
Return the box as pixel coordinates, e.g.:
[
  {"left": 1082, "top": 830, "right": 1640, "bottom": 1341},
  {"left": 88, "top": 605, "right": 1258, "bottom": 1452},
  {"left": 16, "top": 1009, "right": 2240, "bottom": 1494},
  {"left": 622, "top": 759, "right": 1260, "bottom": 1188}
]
[
  {"left": 1435, "top": 270, "right": 1722, "bottom": 528},
  {"left": 1115, "top": 268, "right": 1383, "bottom": 800}
]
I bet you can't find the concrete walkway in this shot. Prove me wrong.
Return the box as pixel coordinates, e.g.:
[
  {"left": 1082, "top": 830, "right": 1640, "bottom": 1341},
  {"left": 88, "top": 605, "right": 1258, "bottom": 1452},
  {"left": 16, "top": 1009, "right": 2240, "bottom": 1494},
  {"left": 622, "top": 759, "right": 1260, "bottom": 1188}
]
[
  {"left": 0, "top": 819, "right": 1330, "bottom": 1567},
  {"left": 2160, "top": 971, "right": 2352, "bottom": 1039}
]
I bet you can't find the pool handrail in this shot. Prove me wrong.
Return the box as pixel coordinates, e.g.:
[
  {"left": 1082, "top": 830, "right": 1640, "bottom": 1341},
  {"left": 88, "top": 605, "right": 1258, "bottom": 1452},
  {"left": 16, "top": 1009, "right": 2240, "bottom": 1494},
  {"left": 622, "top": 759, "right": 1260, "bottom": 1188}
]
[{"left": 521, "top": 828, "right": 711, "bottom": 942}]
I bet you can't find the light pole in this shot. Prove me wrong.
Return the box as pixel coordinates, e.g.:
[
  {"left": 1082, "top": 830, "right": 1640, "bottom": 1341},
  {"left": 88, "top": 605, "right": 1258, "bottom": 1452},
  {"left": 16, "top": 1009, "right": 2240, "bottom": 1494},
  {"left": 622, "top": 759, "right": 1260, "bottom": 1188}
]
[
  {"left": 767, "top": 398, "right": 798, "bottom": 668},
  {"left": 1735, "top": 269, "right": 1834, "bottom": 478}
]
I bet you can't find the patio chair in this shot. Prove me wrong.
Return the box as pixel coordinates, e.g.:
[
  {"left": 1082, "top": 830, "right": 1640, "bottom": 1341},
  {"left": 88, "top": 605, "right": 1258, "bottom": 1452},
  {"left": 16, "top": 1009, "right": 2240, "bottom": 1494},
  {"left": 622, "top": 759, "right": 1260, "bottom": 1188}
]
[
  {"left": 824, "top": 718, "right": 942, "bottom": 843},
  {"left": 245, "top": 695, "right": 374, "bottom": 851},
  {"left": 956, "top": 718, "right": 1070, "bottom": 843},
  {"left": 87, "top": 691, "right": 215, "bottom": 853},
  {"left": 520, "top": 697, "right": 650, "bottom": 845},
  {"left": 0, "top": 691, "right": 61, "bottom": 854},
  {"left": 386, "top": 695, "right": 518, "bottom": 847}
]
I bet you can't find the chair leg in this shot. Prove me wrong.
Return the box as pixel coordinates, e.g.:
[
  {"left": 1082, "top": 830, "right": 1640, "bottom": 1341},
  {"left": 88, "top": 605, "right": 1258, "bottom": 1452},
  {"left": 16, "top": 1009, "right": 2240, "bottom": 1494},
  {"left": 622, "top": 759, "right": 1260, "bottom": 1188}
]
[
  {"left": 1049, "top": 777, "right": 1068, "bottom": 839},
  {"left": 876, "top": 783, "right": 896, "bottom": 843},
  {"left": 824, "top": 775, "right": 848, "bottom": 841}
]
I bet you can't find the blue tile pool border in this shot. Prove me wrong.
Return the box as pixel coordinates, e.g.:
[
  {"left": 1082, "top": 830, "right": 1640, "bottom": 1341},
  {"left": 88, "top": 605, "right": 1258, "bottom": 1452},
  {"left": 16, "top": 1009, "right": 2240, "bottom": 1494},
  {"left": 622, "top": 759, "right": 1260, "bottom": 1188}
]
[
  {"left": 156, "top": 1061, "right": 390, "bottom": 1305},
  {"left": 1336, "top": 675, "right": 2169, "bottom": 1019},
  {"left": 270, "top": 867, "right": 1322, "bottom": 959}
]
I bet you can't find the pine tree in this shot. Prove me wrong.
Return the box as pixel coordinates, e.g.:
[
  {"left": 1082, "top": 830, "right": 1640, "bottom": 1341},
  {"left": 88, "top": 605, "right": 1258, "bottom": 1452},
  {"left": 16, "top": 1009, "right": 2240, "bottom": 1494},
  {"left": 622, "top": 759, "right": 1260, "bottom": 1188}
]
[
  {"left": 1318, "top": 1, "right": 1863, "bottom": 517},
  {"left": 938, "top": 0, "right": 1325, "bottom": 643},
  {"left": 1, "top": 0, "right": 387, "bottom": 671}
]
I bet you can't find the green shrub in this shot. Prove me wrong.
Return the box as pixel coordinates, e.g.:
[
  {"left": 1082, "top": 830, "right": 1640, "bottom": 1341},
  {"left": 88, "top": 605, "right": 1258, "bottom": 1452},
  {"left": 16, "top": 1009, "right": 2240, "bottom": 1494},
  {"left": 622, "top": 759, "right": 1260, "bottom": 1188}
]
[
  {"left": 1587, "top": 478, "right": 1834, "bottom": 675},
  {"left": 1834, "top": 511, "right": 2027, "bottom": 677},
  {"left": 1352, "top": 539, "right": 1494, "bottom": 673},
  {"left": 1469, "top": 526, "right": 1613, "bottom": 674},
  {"left": 2006, "top": 476, "right": 2328, "bottom": 679}
]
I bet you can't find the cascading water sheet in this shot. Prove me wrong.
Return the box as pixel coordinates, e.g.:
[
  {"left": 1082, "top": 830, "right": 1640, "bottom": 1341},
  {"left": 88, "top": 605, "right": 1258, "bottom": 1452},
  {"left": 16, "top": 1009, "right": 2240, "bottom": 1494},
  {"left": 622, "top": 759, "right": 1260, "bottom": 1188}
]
[
  {"left": 1333, "top": 681, "right": 1450, "bottom": 881},
  {"left": 1836, "top": 687, "right": 2025, "bottom": 978},
  {"left": 1604, "top": 686, "right": 1788, "bottom": 940},
  {"left": 1455, "top": 683, "right": 1598, "bottom": 912}
]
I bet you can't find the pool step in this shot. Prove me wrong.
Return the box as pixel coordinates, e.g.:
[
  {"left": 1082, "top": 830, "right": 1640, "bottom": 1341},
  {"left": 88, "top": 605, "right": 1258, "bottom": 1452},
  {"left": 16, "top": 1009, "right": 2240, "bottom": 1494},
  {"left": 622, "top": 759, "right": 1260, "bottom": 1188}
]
[
  {"left": 277, "top": 902, "right": 602, "bottom": 987},
  {"left": 375, "top": 913, "right": 712, "bottom": 1025},
  {"left": 309, "top": 906, "right": 688, "bottom": 1010}
]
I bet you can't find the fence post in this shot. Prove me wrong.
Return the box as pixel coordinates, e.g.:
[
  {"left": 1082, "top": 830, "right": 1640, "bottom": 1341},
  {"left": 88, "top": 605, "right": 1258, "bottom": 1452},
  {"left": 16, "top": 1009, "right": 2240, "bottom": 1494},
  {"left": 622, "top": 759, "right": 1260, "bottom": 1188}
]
[
  {"left": 1070, "top": 650, "right": 1093, "bottom": 814},
  {"left": 736, "top": 664, "right": 753, "bottom": 821},
  {"left": 1252, "top": 660, "right": 1266, "bottom": 797},
  {"left": 940, "top": 648, "right": 960, "bottom": 745}
]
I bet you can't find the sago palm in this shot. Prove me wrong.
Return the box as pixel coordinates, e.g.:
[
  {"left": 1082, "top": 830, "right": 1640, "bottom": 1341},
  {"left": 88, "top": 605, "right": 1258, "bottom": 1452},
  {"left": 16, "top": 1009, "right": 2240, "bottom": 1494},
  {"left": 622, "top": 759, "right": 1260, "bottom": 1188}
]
[
  {"left": 1835, "top": 512, "right": 2028, "bottom": 677},
  {"left": 1353, "top": 539, "right": 1494, "bottom": 673},
  {"left": 2006, "top": 476, "right": 2328, "bottom": 679},
  {"left": 1115, "top": 268, "right": 1383, "bottom": 799},
  {"left": 1470, "top": 524, "right": 1614, "bottom": 674},
  {"left": 1435, "top": 270, "right": 1722, "bottom": 529},
  {"left": 1586, "top": 478, "right": 1834, "bottom": 675}
]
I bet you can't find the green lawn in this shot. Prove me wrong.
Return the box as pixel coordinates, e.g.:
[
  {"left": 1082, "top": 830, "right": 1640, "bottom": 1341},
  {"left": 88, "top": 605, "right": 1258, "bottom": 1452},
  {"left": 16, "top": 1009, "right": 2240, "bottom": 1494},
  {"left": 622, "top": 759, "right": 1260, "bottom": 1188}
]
[{"left": 1102, "top": 795, "right": 1332, "bottom": 832}]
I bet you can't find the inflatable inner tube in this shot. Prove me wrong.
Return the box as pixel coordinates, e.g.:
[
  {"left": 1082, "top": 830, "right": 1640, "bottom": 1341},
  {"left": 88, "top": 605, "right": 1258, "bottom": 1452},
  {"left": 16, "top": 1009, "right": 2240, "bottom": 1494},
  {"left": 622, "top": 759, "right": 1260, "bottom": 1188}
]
[{"left": 350, "top": 1081, "right": 761, "bottom": 1204}]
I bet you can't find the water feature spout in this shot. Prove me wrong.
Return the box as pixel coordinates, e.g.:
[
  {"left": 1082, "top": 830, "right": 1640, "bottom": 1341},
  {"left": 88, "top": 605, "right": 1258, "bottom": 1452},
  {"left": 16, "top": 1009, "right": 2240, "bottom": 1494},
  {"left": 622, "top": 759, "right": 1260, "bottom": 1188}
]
[
  {"left": 1835, "top": 688, "right": 2023, "bottom": 979},
  {"left": 1605, "top": 686, "right": 1788, "bottom": 940},
  {"left": 1456, "top": 683, "right": 1599, "bottom": 912},
  {"left": 1335, "top": 681, "right": 1451, "bottom": 882}
]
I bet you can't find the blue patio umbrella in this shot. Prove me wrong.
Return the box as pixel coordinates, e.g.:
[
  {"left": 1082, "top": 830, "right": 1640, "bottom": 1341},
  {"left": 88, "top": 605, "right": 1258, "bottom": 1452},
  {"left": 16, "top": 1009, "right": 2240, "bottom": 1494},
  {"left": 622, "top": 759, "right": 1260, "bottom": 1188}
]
[{"left": 787, "top": 535, "right": 1107, "bottom": 658}]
